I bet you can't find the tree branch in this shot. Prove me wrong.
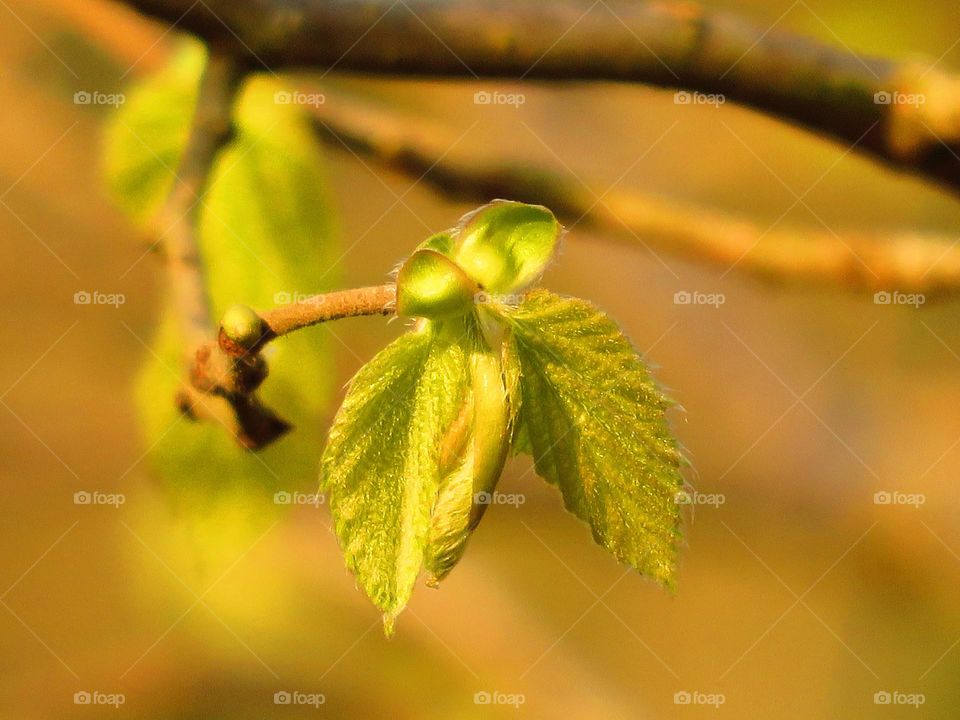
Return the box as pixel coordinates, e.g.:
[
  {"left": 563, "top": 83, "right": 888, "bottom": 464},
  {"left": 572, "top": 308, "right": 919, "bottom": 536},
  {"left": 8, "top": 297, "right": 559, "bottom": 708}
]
[
  {"left": 307, "top": 89, "right": 960, "bottom": 296},
  {"left": 160, "top": 50, "right": 294, "bottom": 449},
  {"left": 158, "top": 50, "right": 237, "bottom": 347},
  {"left": 117, "top": 0, "right": 960, "bottom": 193}
]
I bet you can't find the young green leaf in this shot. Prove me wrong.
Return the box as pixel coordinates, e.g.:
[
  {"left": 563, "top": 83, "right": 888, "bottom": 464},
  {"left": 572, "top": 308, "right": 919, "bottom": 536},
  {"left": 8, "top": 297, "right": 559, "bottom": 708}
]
[
  {"left": 453, "top": 200, "right": 562, "bottom": 293},
  {"left": 416, "top": 230, "right": 457, "bottom": 255},
  {"left": 321, "top": 324, "right": 471, "bottom": 632},
  {"left": 424, "top": 331, "right": 512, "bottom": 585},
  {"left": 499, "top": 290, "right": 685, "bottom": 587},
  {"left": 396, "top": 249, "right": 478, "bottom": 319},
  {"left": 424, "top": 440, "right": 476, "bottom": 586}
]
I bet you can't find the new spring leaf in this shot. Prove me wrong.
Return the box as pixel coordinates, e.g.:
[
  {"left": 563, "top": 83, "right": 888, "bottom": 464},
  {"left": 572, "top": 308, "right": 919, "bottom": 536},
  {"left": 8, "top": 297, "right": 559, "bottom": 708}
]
[
  {"left": 320, "top": 324, "right": 471, "bottom": 633},
  {"left": 500, "top": 290, "right": 685, "bottom": 586}
]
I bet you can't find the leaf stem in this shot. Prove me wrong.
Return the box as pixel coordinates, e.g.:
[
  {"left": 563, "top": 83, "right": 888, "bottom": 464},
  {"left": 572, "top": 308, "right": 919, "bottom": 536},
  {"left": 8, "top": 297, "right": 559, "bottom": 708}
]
[
  {"left": 216, "top": 284, "right": 397, "bottom": 357},
  {"left": 264, "top": 284, "right": 396, "bottom": 343}
]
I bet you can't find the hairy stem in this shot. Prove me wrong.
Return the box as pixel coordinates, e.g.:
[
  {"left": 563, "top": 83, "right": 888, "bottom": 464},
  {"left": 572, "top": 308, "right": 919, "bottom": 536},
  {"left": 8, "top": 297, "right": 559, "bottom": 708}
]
[
  {"left": 217, "top": 284, "right": 397, "bottom": 357},
  {"left": 260, "top": 284, "right": 397, "bottom": 342}
]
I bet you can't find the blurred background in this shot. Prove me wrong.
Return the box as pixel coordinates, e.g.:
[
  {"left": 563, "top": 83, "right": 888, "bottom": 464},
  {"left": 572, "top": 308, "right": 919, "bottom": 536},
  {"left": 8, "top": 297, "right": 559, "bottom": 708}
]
[{"left": 2, "top": 0, "right": 960, "bottom": 716}]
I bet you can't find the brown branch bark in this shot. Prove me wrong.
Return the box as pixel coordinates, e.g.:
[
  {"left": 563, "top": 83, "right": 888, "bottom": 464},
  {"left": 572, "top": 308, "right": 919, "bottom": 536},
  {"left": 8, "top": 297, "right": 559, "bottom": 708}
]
[
  {"left": 157, "top": 50, "right": 237, "bottom": 348},
  {"left": 115, "top": 0, "right": 960, "bottom": 193},
  {"left": 181, "top": 286, "right": 395, "bottom": 446},
  {"left": 307, "top": 89, "right": 960, "bottom": 296},
  {"left": 160, "top": 50, "right": 295, "bottom": 449}
]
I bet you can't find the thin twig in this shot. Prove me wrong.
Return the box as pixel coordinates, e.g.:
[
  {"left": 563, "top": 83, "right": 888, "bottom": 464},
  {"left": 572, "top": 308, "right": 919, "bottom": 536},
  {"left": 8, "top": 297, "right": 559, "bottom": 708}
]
[
  {"left": 159, "top": 50, "right": 294, "bottom": 449},
  {"left": 157, "top": 50, "right": 239, "bottom": 347},
  {"left": 215, "top": 284, "right": 397, "bottom": 357},
  {"left": 260, "top": 284, "right": 396, "bottom": 340}
]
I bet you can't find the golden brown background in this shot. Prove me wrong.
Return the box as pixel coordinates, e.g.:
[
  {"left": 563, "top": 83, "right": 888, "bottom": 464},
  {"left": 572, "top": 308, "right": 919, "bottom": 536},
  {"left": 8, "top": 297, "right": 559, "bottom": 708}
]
[{"left": 2, "top": 0, "right": 960, "bottom": 717}]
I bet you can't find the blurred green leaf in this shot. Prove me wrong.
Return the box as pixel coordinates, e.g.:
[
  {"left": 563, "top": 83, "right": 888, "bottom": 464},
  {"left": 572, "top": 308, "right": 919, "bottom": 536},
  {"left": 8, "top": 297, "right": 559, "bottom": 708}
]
[
  {"left": 102, "top": 42, "right": 201, "bottom": 224},
  {"left": 321, "top": 324, "right": 470, "bottom": 631},
  {"left": 500, "top": 290, "right": 684, "bottom": 587},
  {"left": 199, "top": 76, "right": 338, "bottom": 314},
  {"left": 115, "top": 47, "right": 338, "bottom": 518}
]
